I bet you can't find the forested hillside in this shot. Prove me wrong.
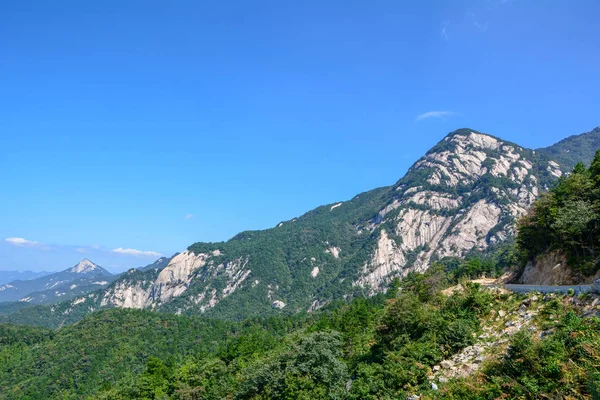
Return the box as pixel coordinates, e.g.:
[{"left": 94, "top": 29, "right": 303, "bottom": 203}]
[
  {"left": 518, "top": 149, "right": 600, "bottom": 278},
  {"left": 1, "top": 257, "right": 599, "bottom": 399}
]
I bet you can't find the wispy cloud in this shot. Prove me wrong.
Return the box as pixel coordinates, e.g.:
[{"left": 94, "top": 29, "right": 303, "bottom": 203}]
[
  {"left": 415, "top": 111, "right": 457, "bottom": 122},
  {"left": 441, "top": 20, "right": 450, "bottom": 41},
  {"left": 473, "top": 20, "right": 489, "bottom": 31},
  {"left": 112, "top": 247, "right": 163, "bottom": 257},
  {"left": 5, "top": 237, "right": 40, "bottom": 247},
  {"left": 6, "top": 237, "right": 163, "bottom": 260},
  {"left": 184, "top": 213, "right": 193, "bottom": 220}
]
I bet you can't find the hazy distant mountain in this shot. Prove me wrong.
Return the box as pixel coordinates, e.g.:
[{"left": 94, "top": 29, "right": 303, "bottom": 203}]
[
  {"left": 0, "top": 259, "right": 113, "bottom": 304},
  {"left": 0, "top": 270, "right": 54, "bottom": 285}
]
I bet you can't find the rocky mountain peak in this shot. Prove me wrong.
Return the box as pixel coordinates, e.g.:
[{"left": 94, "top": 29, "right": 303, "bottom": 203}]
[
  {"left": 359, "top": 129, "right": 563, "bottom": 293},
  {"left": 444, "top": 128, "right": 503, "bottom": 149},
  {"left": 70, "top": 259, "right": 102, "bottom": 274},
  {"left": 405, "top": 129, "right": 534, "bottom": 189}
]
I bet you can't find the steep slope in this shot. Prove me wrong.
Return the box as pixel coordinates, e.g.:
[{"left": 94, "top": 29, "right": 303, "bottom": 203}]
[
  {"left": 0, "top": 259, "right": 113, "bottom": 303},
  {"left": 537, "top": 126, "right": 600, "bottom": 170},
  {"left": 3, "top": 127, "right": 599, "bottom": 326},
  {"left": 515, "top": 147, "right": 600, "bottom": 285}
]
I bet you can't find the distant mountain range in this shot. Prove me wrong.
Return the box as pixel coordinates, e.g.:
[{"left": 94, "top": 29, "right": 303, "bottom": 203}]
[
  {"left": 0, "top": 270, "right": 54, "bottom": 285},
  {"left": 0, "top": 259, "right": 115, "bottom": 304}
]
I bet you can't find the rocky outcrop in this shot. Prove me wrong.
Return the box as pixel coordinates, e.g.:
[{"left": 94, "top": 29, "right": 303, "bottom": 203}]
[
  {"left": 517, "top": 251, "right": 575, "bottom": 285},
  {"left": 100, "top": 250, "right": 252, "bottom": 312},
  {"left": 154, "top": 251, "right": 212, "bottom": 303},
  {"left": 432, "top": 293, "right": 541, "bottom": 383},
  {"left": 355, "top": 230, "right": 407, "bottom": 292},
  {"left": 101, "top": 280, "right": 153, "bottom": 309},
  {"left": 69, "top": 259, "right": 102, "bottom": 274},
  {"left": 355, "top": 131, "right": 550, "bottom": 292},
  {"left": 439, "top": 199, "right": 502, "bottom": 256}
]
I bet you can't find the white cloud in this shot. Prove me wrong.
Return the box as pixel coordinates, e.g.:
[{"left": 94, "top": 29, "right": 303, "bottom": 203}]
[
  {"left": 5, "top": 237, "right": 39, "bottom": 247},
  {"left": 441, "top": 20, "right": 449, "bottom": 41},
  {"left": 415, "top": 110, "right": 457, "bottom": 122},
  {"left": 184, "top": 213, "right": 193, "bottom": 220},
  {"left": 112, "top": 247, "right": 163, "bottom": 257},
  {"left": 76, "top": 247, "right": 86, "bottom": 253},
  {"left": 473, "top": 21, "right": 489, "bottom": 32}
]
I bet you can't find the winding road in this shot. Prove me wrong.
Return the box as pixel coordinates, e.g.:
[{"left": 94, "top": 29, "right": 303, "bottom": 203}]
[{"left": 487, "top": 284, "right": 593, "bottom": 294}]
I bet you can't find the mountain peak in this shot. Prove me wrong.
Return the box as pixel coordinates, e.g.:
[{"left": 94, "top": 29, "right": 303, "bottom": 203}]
[
  {"left": 70, "top": 259, "right": 101, "bottom": 274},
  {"left": 442, "top": 128, "right": 509, "bottom": 150}
]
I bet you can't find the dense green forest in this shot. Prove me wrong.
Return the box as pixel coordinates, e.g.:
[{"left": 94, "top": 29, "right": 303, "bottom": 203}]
[
  {"left": 1, "top": 255, "right": 599, "bottom": 399},
  {"left": 518, "top": 150, "right": 600, "bottom": 276}
]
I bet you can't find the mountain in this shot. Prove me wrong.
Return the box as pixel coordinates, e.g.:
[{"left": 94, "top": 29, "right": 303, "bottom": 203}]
[
  {"left": 137, "top": 255, "right": 176, "bottom": 272},
  {"left": 0, "top": 259, "right": 114, "bottom": 304},
  {"left": 0, "top": 270, "right": 54, "bottom": 285},
  {"left": 536, "top": 126, "right": 600, "bottom": 171},
  {"left": 2, "top": 127, "right": 599, "bottom": 327}
]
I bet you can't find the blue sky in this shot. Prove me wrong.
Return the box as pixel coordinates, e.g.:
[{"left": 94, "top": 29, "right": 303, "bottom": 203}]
[{"left": 1, "top": 0, "right": 599, "bottom": 272}]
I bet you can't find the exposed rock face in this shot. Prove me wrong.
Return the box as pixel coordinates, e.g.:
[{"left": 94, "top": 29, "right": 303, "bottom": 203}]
[
  {"left": 100, "top": 250, "right": 251, "bottom": 312},
  {"left": 154, "top": 251, "right": 211, "bottom": 303},
  {"left": 325, "top": 246, "right": 341, "bottom": 258},
  {"left": 69, "top": 259, "right": 101, "bottom": 274},
  {"left": 517, "top": 251, "right": 575, "bottom": 285},
  {"left": 272, "top": 300, "right": 286, "bottom": 309},
  {"left": 355, "top": 130, "right": 555, "bottom": 293},
  {"left": 439, "top": 200, "right": 502, "bottom": 256},
  {"left": 101, "top": 280, "right": 152, "bottom": 309},
  {"left": 355, "top": 230, "right": 407, "bottom": 290}
]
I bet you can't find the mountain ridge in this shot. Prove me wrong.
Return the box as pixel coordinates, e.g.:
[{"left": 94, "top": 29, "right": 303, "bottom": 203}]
[
  {"left": 2, "top": 127, "right": 599, "bottom": 327},
  {"left": 0, "top": 270, "right": 54, "bottom": 285},
  {"left": 0, "top": 259, "right": 113, "bottom": 304}
]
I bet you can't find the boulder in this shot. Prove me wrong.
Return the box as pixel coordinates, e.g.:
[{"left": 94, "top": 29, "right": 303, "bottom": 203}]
[{"left": 272, "top": 300, "right": 286, "bottom": 309}]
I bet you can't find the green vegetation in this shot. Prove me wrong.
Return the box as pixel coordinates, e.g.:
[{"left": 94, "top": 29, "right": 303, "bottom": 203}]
[
  {"left": 0, "top": 265, "right": 491, "bottom": 399},
  {"left": 2, "top": 264, "right": 599, "bottom": 399},
  {"left": 440, "top": 307, "right": 600, "bottom": 399},
  {"left": 439, "top": 241, "right": 520, "bottom": 281},
  {"left": 518, "top": 150, "right": 600, "bottom": 275},
  {"left": 538, "top": 126, "right": 600, "bottom": 171}
]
